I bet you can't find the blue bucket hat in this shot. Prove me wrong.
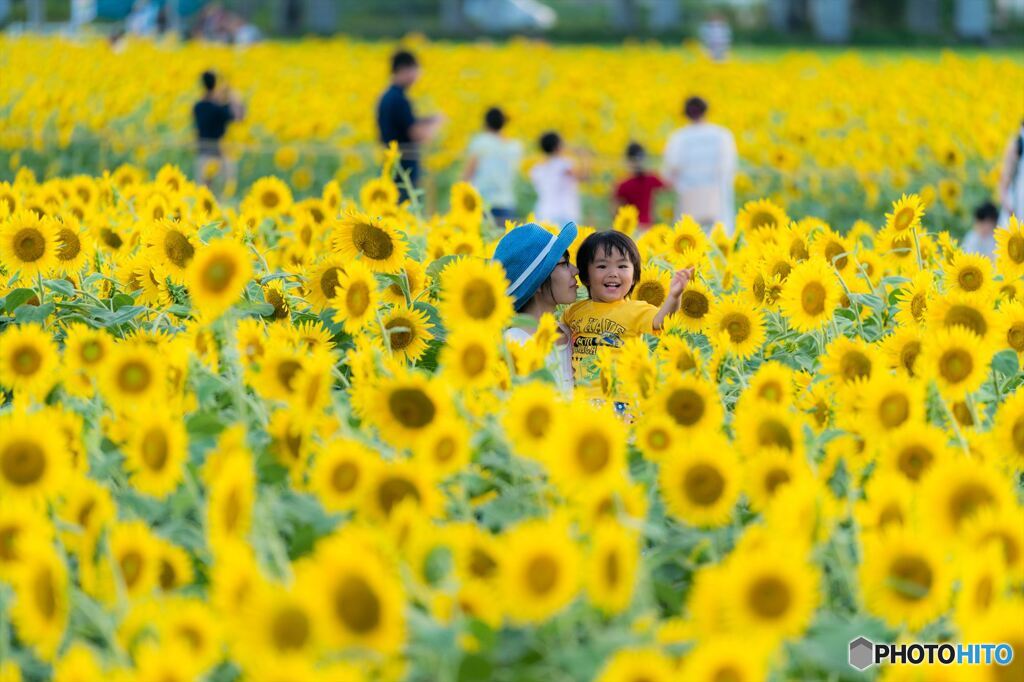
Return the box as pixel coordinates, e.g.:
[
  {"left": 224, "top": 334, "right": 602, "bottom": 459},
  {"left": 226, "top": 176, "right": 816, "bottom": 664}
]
[{"left": 493, "top": 222, "right": 578, "bottom": 311}]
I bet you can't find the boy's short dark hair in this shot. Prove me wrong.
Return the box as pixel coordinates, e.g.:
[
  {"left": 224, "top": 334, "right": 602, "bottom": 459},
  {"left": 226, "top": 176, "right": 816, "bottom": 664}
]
[
  {"left": 974, "top": 201, "right": 998, "bottom": 223},
  {"left": 201, "top": 70, "right": 217, "bottom": 92},
  {"left": 485, "top": 107, "right": 507, "bottom": 132},
  {"left": 626, "top": 142, "right": 645, "bottom": 161},
  {"left": 684, "top": 96, "right": 708, "bottom": 121},
  {"left": 576, "top": 231, "right": 642, "bottom": 296},
  {"left": 539, "top": 131, "right": 562, "bottom": 155},
  {"left": 391, "top": 50, "right": 418, "bottom": 73}
]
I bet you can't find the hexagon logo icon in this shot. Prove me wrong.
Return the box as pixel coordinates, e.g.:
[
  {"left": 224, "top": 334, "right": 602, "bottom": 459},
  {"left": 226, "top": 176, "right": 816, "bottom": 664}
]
[{"left": 849, "top": 636, "right": 875, "bottom": 670}]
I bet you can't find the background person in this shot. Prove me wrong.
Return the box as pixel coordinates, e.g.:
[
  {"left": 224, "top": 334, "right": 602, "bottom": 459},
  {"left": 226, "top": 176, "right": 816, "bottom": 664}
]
[
  {"left": 998, "top": 119, "right": 1024, "bottom": 225},
  {"left": 376, "top": 50, "right": 443, "bottom": 202},
  {"left": 462, "top": 106, "right": 523, "bottom": 225},
  {"left": 613, "top": 142, "right": 667, "bottom": 232},
  {"left": 193, "top": 70, "right": 245, "bottom": 191},
  {"left": 529, "top": 131, "right": 584, "bottom": 226},
  {"left": 662, "top": 95, "right": 737, "bottom": 235},
  {"left": 962, "top": 201, "right": 999, "bottom": 260}
]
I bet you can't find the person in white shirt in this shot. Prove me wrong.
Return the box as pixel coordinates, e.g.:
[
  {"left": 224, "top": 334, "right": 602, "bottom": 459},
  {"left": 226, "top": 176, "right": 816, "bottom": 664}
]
[
  {"left": 662, "top": 96, "right": 738, "bottom": 235},
  {"left": 463, "top": 107, "right": 523, "bottom": 225},
  {"left": 529, "top": 131, "right": 583, "bottom": 226},
  {"left": 998, "top": 120, "right": 1024, "bottom": 226},
  {"left": 961, "top": 202, "right": 998, "bottom": 260}
]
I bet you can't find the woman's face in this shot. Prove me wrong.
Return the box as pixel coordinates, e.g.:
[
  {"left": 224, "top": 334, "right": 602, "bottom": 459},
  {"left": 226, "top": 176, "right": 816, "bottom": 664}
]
[{"left": 547, "top": 255, "right": 579, "bottom": 304}]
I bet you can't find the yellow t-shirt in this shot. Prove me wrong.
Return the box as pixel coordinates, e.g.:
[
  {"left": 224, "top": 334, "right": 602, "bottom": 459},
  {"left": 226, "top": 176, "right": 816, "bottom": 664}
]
[{"left": 562, "top": 298, "right": 658, "bottom": 388}]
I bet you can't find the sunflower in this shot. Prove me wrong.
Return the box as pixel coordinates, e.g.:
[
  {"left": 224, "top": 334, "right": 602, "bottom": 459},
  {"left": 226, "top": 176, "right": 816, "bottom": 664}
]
[
  {"left": 547, "top": 402, "right": 627, "bottom": 492},
  {"left": 585, "top": 522, "right": 639, "bottom": 616},
  {"left": 995, "top": 215, "right": 1024, "bottom": 279},
  {"left": 991, "top": 390, "right": 1024, "bottom": 471},
  {"left": 359, "top": 177, "right": 400, "bottom": 210},
  {"left": 707, "top": 295, "right": 766, "bottom": 359},
  {"left": 859, "top": 528, "right": 952, "bottom": 630},
  {"left": 261, "top": 280, "right": 290, "bottom": 321},
  {"left": 187, "top": 238, "right": 254, "bottom": 320},
  {"left": 376, "top": 304, "right": 433, "bottom": 364},
  {"left": 332, "top": 259, "right": 379, "bottom": 335},
  {"left": 875, "top": 223, "right": 919, "bottom": 274},
  {"left": 634, "top": 414, "right": 683, "bottom": 463},
  {"left": 655, "top": 336, "right": 701, "bottom": 376},
  {"left": 9, "top": 542, "right": 69, "bottom": 660},
  {"left": 894, "top": 270, "right": 933, "bottom": 327},
  {"left": 880, "top": 326, "right": 923, "bottom": 377},
  {"left": 945, "top": 251, "right": 996, "bottom": 298},
  {"left": 381, "top": 258, "right": 426, "bottom": 306},
  {"left": 659, "top": 433, "right": 740, "bottom": 527},
  {"left": 821, "top": 336, "right": 879, "bottom": 386},
  {"left": 244, "top": 176, "right": 294, "bottom": 216},
  {"left": 123, "top": 411, "right": 188, "bottom": 498},
  {"left": 744, "top": 361, "right": 795, "bottom": 407},
  {"left": 919, "top": 325, "right": 993, "bottom": 399},
  {"left": 303, "top": 257, "right": 346, "bottom": 311},
  {"left": 595, "top": 647, "right": 677, "bottom": 682},
  {"left": 501, "top": 518, "right": 581, "bottom": 625},
  {"left": 919, "top": 458, "right": 1014, "bottom": 539},
  {"left": 779, "top": 257, "right": 841, "bottom": 332},
  {"left": 332, "top": 210, "right": 407, "bottom": 273},
  {"left": 237, "top": 579, "right": 321, "bottom": 665},
  {"left": 449, "top": 181, "right": 484, "bottom": 224},
  {"left": 501, "top": 382, "right": 565, "bottom": 457},
  {"left": 439, "top": 327, "right": 501, "bottom": 389},
  {"left": 961, "top": 599, "right": 1024, "bottom": 682},
  {"left": 0, "top": 323, "right": 59, "bottom": 400},
  {"left": 0, "top": 500, "right": 52, "bottom": 580},
  {"left": 855, "top": 374, "right": 923, "bottom": 438},
  {"left": 144, "top": 219, "right": 197, "bottom": 282},
  {"left": 154, "top": 539, "right": 194, "bottom": 592},
  {"left": 996, "top": 300, "right": 1024, "bottom": 361},
  {"left": 884, "top": 193, "right": 925, "bottom": 235},
  {"left": 673, "top": 279, "right": 714, "bottom": 332},
  {"left": 736, "top": 198, "right": 788, "bottom": 241},
  {"left": 311, "top": 533, "right": 406, "bottom": 654},
  {"left": 309, "top": 439, "right": 375, "bottom": 513},
  {"left": 954, "top": 546, "right": 1006, "bottom": 629},
  {"left": 744, "top": 447, "right": 809, "bottom": 513},
  {"left": 964, "top": 506, "right": 1024, "bottom": 579},
  {"left": 0, "top": 210, "right": 59, "bottom": 278},
  {"left": 725, "top": 547, "right": 820, "bottom": 641},
  {"left": 879, "top": 421, "right": 953, "bottom": 484},
  {"left": 733, "top": 401, "right": 805, "bottom": 460},
  {"left": 438, "top": 257, "right": 514, "bottom": 331},
  {"left": 207, "top": 455, "right": 255, "bottom": 551},
  {"left": 100, "top": 342, "right": 164, "bottom": 406},
  {"left": 370, "top": 371, "right": 448, "bottom": 448},
  {"left": 633, "top": 267, "right": 670, "bottom": 308},
  {"left": 0, "top": 411, "right": 67, "bottom": 502},
  {"left": 52, "top": 216, "right": 94, "bottom": 275},
  {"left": 109, "top": 520, "right": 160, "bottom": 598},
  {"left": 647, "top": 374, "right": 722, "bottom": 433},
  {"left": 809, "top": 227, "right": 853, "bottom": 276},
  {"left": 61, "top": 322, "right": 112, "bottom": 396},
  {"left": 414, "top": 416, "right": 471, "bottom": 478},
  {"left": 679, "top": 636, "right": 772, "bottom": 682}
]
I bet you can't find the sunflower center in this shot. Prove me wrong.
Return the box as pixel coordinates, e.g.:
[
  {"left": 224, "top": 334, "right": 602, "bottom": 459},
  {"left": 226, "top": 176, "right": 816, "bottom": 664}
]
[
  {"left": 645, "top": 426, "right": 670, "bottom": 451},
  {"left": 12, "top": 344, "right": 42, "bottom": 376},
  {"left": 636, "top": 282, "right": 666, "bottom": 308},
  {"left": 711, "top": 666, "right": 744, "bottom": 682},
  {"left": 900, "top": 341, "right": 920, "bottom": 376},
  {"left": 141, "top": 427, "right": 170, "bottom": 471},
  {"left": 163, "top": 229, "right": 195, "bottom": 268},
  {"left": 525, "top": 554, "right": 559, "bottom": 594},
  {"left": 938, "top": 348, "right": 972, "bottom": 383},
  {"left": 957, "top": 266, "right": 983, "bottom": 292},
  {"left": 385, "top": 316, "right": 414, "bottom": 351},
  {"left": 200, "top": 255, "right": 237, "bottom": 293},
  {"left": 461, "top": 345, "right": 487, "bottom": 377},
  {"left": 334, "top": 575, "right": 381, "bottom": 633},
  {"left": 13, "top": 227, "right": 46, "bottom": 262},
  {"left": 721, "top": 313, "right": 751, "bottom": 343},
  {"left": 388, "top": 387, "right": 436, "bottom": 428},
  {"left": 120, "top": 550, "right": 144, "bottom": 588},
  {"left": 271, "top": 605, "right": 311, "bottom": 651},
  {"left": 764, "top": 468, "right": 791, "bottom": 494},
  {"left": 462, "top": 279, "right": 497, "bottom": 320},
  {"left": 352, "top": 222, "right": 395, "bottom": 260},
  {"left": 1012, "top": 417, "right": 1024, "bottom": 455},
  {"left": 462, "top": 193, "right": 478, "bottom": 213},
  {"left": 433, "top": 436, "right": 457, "bottom": 463},
  {"left": 80, "top": 340, "right": 104, "bottom": 364},
  {"left": 801, "top": 282, "right": 826, "bottom": 315},
  {"left": 1, "top": 440, "right": 46, "bottom": 486},
  {"left": 879, "top": 394, "right": 910, "bottom": 429},
  {"left": 666, "top": 388, "right": 705, "bottom": 427},
  {"left": 973, "top": 575, "right": 994, "bottom": 610},
  {"left": 603, "top": 550, "right": 620, "bottom": 586},
  {"left": 33, "top": 566, "right": 57, "bottom": 619},
  {"left": 1007, "top": 234, "right": 1024, "bottom": 263},
  {"left": 1006, "top": 323, "right": 1024, "bottom": 352},
  {"left": 750, "top": 211, "right": 776, "bottom": 231},
  {"left": 576, "top": 431, "right": 610, "bottom": 474},
  {"left": 525, "top": 406, "right": 551, "bottom": 439},
  {"left": 748, "top": 575, "right": 791, "bottom": 618},
  {"left": 320, "top": 267, "right": 341, "bottom": 299},
  {"left": 680, "top": 290, "right": 709, "bottom": 318},
  {"left": 909, "top": 293, "right": 927, "bottom": 322},
  {"left": 757, "top": 419, "right": 794, "bottom": 451},
  {"left": 893, "top": 207, "right": 915, "bottom": 232},
  {"left": 945, "top": 304, "right": 986, "bottom": 337},
  {"left": 261, "top": 190, "right": 279, "bottom": 209},
  {"left": 377, "top": 476, "right": 421, "bottom": 515},
  {"left": 676, "top": 235, "right": 695, "bottom": 252},
  {"left": 949, "top": 483, "right": 994, "bottom": 528},
  {"left": 0, "top": 525, "right": 17, "bottom": 561},
  {"left": 888, "top": 555, "right": 932, "bottom": 601},
  {"left": 757, "top": 381, "right": 782, "bottom": 402},
  {"left": 265, "top": 288, "right": 288, "bottom": 320},
  {"left": 839, "top": 351, "right": 871, "bottom": 382},
  {"left": 331, "top": 461, "right": 359, "bottom": 493},
  {"left": 676, "top": 351, "right": 697, "bottom": 373},
  {"left": 57, "top": 227, "right": 81, "bottom": 261},
  {"left": 276, "top": 359, "right": 302, "bottom": 393},
  {"left": 684, "top": 463, "right": 725, "bottom": 506},
  {"left": 897, "top": 445, "right": 933, "bottom": 481},
  {"left": 469, "top": 548, "right": 497, "bottom": 579},
  {"left": 159, "top": 560, "right": 178, "bottom": 590},
  {"left": 223, "top": 489, "right": 242, "bottom": 532},
  {"left": 345, "top": 281, "right": 371, "bottom": 316}
]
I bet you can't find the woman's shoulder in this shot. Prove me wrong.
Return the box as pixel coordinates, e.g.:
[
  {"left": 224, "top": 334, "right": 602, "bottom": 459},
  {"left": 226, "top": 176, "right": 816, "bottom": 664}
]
[{"left": 504, "top": 327, "right": 533, "bottom": 345}]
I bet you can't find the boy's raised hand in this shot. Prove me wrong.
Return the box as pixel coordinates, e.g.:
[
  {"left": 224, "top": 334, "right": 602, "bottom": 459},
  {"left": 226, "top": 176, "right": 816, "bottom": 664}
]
[{"left": 669, "top": 267, "right": 695, "bottom": 298}]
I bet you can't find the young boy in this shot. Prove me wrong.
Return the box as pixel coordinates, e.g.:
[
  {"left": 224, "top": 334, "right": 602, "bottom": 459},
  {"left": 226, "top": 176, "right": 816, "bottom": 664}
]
[
  {"left": 613, "top": 142, "right": 667, "bottom": 231},
  {"left": 564, "top": 231, "right": 692, "bottom": 392},
  {"left": 961, "top": 201, "right": 998, "bottom": 260},
  {"left": 529, "top": 131, "right": 583, "bottom": 225}
]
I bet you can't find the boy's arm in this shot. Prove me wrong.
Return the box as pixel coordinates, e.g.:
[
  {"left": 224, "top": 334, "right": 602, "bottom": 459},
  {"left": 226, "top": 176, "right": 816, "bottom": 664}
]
[{"left": 652, "top": 268, "right": 694, "bottom": 331}]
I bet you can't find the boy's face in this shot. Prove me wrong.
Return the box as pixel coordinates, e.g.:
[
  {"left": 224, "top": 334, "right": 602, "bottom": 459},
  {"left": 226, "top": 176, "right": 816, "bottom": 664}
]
[{"left": 587, "top": 246, "right": 634, "bottom": 303}]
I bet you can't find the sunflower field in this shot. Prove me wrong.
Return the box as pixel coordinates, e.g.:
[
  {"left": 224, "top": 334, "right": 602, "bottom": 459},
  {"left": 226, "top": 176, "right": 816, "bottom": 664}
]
[{"left": 1, "top": 35, "right": 1023, "bottom": 229}]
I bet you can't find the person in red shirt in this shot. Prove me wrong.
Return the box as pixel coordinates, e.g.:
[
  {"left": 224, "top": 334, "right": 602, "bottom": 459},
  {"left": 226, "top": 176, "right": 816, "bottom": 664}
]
[{"left": 613, "top": 142, "right": 668, "bottom": 231}]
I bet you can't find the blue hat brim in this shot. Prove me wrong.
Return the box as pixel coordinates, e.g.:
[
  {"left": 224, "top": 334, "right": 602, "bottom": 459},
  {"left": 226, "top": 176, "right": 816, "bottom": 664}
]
[{"left": 511, "top": 221, "right": 578, "bottom": 311}]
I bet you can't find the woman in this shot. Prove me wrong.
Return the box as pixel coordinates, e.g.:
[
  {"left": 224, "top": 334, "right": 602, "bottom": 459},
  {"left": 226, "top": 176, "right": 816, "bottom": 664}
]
[
  {"left": 999, "top": 120, "right": 1024, "bottom": 225},
  {"left": 493, "top": 221, "right": 579, "bottom": 395}
]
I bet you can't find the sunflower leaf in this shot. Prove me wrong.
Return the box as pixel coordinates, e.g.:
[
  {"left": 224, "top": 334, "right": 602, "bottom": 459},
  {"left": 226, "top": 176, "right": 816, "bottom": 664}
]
[
  {"left": 43, "top": 278, "right": 76, "bottom": 298},
  {"left": 992, "top": 349, "right": 1019, "bottom": 378},
  {"left": 3, "top": 288, "right": 37, "bottom": 312},
  {"left": 14, "top": 301, "right": 55, "bottom": 323}
]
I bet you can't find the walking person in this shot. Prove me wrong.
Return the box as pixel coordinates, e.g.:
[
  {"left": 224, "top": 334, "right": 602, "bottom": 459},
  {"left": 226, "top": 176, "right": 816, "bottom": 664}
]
[
  {"left": 998, "top": 119, "right": 1024, "bottom": 225},
  {"left": 662, "top": 96, "right": 738, "bottom": 235},
  {"left": 376, "top": 50, "right": 443, "bottom": 203},
  {"left": 529, "top": 131, "right": 584, "bottom": 226},
  {"left": 193, "top": 70, "right": 245, "bottom": 191},
  {"left": 462, "top": 106, "right": 523, "bottom": 225},
  {"left": 613, "top": 142, "right": 668, "bottom": 232}
]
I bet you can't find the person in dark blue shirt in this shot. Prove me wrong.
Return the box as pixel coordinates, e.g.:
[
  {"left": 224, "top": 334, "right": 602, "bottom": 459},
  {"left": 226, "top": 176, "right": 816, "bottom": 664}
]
[
  {"left": 376, "top": 50, "right": 443, "bottom": 202},
  {"left": 193, "top": 70, "right": 245, "bottom": 190}
]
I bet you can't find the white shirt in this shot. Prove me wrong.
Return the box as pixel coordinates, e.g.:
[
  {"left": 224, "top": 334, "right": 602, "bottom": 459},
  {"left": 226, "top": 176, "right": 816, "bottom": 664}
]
[
  {"left": 504, "top": 326, "right": 574, "bottom": 396},
  {"left": 961, "top": 229, "right": 996, "bottom": 260},
  {"left": 663, "top": 122, "right": 738, "bottom": 233},
  {"left": 467, "top": 132, "right": 522, "bottom": 210},
  {"left": 529, "top": 156, "right": 581, "bottom": 225}
]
